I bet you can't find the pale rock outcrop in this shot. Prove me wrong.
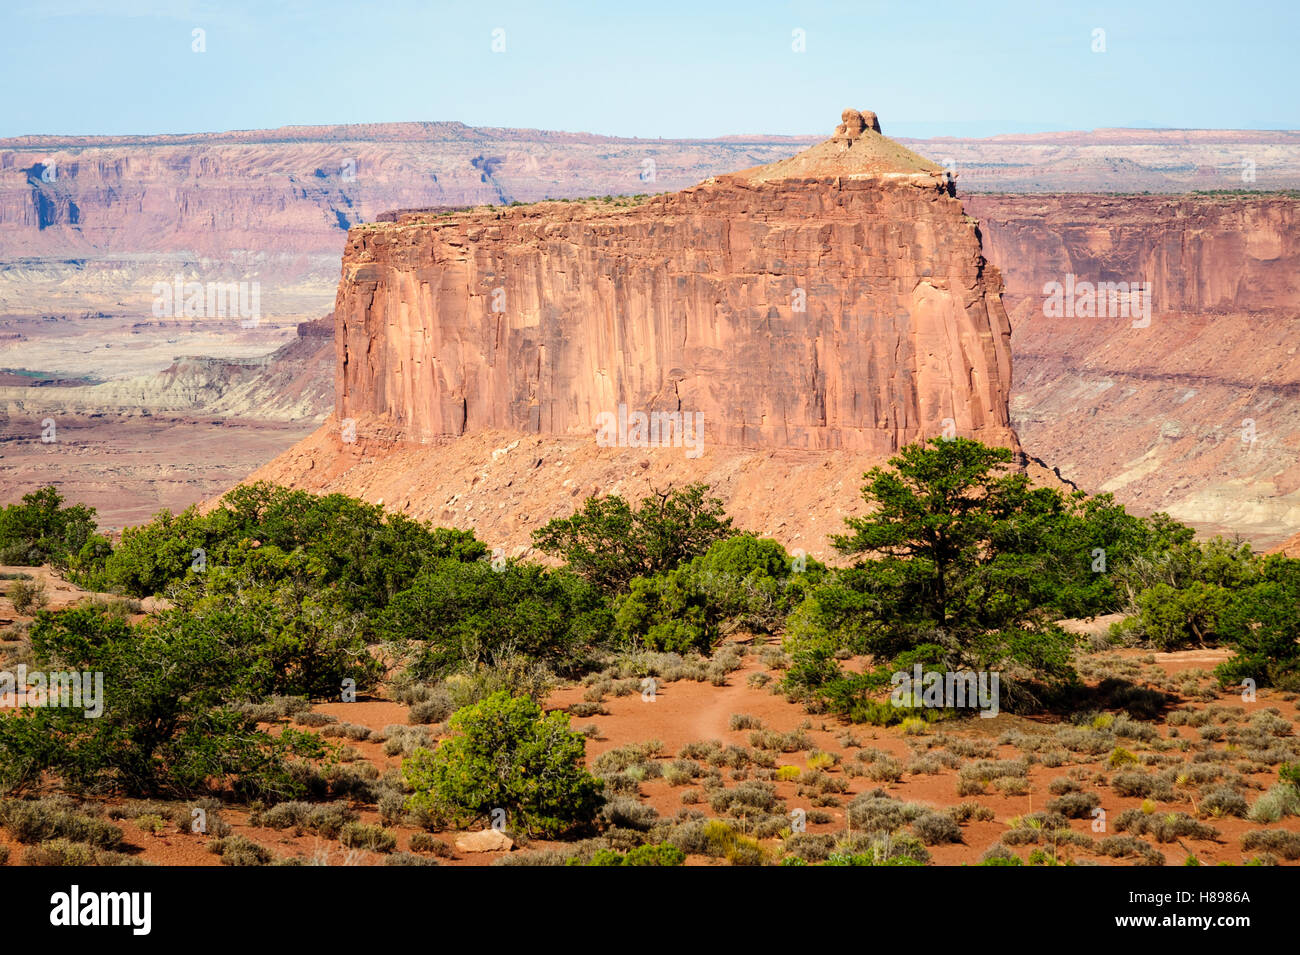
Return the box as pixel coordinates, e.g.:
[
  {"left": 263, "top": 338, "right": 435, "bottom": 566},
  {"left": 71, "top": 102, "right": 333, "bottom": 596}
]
[{"left": 455, "top": 830, "right": 513, "bottom": 853}]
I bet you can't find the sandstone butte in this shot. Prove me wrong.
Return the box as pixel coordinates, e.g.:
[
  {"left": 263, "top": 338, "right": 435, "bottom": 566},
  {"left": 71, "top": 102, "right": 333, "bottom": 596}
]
[{"left": 245, "top": 109, "right": 1031, "bottom": 558}]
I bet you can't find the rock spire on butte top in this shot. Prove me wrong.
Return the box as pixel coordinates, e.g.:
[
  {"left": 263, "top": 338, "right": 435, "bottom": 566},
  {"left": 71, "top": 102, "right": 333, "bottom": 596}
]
[{"left": 833, "top": 108, "right": 882, "bottom": 142}]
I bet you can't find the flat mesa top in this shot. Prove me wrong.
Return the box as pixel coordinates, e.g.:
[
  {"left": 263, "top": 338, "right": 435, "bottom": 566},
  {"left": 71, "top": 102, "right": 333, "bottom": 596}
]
[{"left": 733, "top": 108, "right": 944, "bottom": 182}]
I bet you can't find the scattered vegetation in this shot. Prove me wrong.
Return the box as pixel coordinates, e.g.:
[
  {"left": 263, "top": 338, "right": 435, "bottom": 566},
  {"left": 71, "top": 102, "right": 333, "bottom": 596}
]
[{"left": 3, "top": 433, "right": 1298, "bottom": 866}]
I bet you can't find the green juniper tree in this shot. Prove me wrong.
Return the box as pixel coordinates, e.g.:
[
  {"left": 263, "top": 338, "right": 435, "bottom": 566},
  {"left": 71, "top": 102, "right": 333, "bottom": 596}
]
[{"left": 787, "top": 438, "right": 1179, "bottom": 718}]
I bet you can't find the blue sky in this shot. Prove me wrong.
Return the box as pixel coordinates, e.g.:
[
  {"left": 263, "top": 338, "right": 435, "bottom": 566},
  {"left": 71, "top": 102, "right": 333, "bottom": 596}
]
[{"left": 2, "top": 0, "right": 1296, "bottom": 139}]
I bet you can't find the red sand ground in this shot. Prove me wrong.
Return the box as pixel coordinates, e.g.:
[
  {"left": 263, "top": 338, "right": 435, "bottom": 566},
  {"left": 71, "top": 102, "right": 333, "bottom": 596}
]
[{"left": 2, "top": 570, "right": 1298, "bottom": 867}]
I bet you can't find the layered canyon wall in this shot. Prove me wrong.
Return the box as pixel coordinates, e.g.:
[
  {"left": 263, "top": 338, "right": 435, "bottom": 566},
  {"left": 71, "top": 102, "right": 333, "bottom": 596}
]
[
  {"left": 6, "top": 122, "right": 1297, "bottom": 321},
  {"left": 966, "top": 194, "right": 1300, "bottom": 545},
  {"left": 0, "top": 124, "right": 820, "bottom": 321}
]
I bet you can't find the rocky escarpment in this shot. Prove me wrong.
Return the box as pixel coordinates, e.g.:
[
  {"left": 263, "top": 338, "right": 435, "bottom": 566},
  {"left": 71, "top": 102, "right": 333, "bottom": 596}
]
[
  {"left": 966, "top": 194, "right": 1300, "bottom": 545},
  {"left": 0, "top": 124, "right": 821, "bottom": 321},
  {"left": 247, "top": 110, "right": 1019, "bottom": 555},
  {"left": 6, "top": 120, "right": 1296, "bottom": 322},
  {"left": 335, "top": 110, "right": 1016, "bottom": 456},
  {"left": 0, "top": 315, "right": 333, "bottom": 421}
]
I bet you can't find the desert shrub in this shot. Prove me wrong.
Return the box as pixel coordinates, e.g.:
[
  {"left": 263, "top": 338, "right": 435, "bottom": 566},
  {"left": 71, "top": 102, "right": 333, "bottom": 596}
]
[
  {"left": 573, "top": 843, "right": 685, "bottom": 866},
  {"left": 493, "top": 848, "right": 575, "bottom": 866},
  {"left": 749, "top": 728, "right": 813, "bottom": 753},
  {"left": 1107, "top": 746, "right": 1138, "bottom": 769},
  {"left": 709, "top": 781, "right": 781, "bottom": 818},
  {"left": 254, "top": 801, "right": 358, "bottom": 838},
  {"left": 7, "top": 579, "right": 48, "bottom": 615},
  {"left": 209, "top": 835, "right": 272, "bottom": 866},
  {"left": 904, "top": 754, "right": 941, "bottom": 776},
  {"left": 995, "top": 777, "right": 1030, "bottom": 796},
  {"left": 293, "top": 712, "right": 336, "bottom": 727},
  {"left": 440, "top": 658, "right": 558, "bottom": 710},
  {"left": 1198, "top": 785, "right": 1248, "bottom": 818},
  {"left": 804, "top": 750, "right": 836, "bottom": 773},
  {"left": 784, "top": 832, "right": 837, "bottom": 862},
  {"left": 866, "top": 757, "right": 904, "bottom": 783},
  {"left": 912, "top": 811, "right": 962, "bottom": 845},
  {"left": 382, "top": 725, "right": 432, "bottom": 758},
  {"left": 402, "top": 692, "right": 602, "bottom": 837},
  {"left": 951, "top": 802, "right": 996, "bottom": 823},
  {"left": 1000, "top": 828, "right": 1040, "bottom": 846},
  {"left": 663, "top": 760, "right": 701, "bottom": 786},
  {"left": 494, "top": 838, "right": 612, "bottom": 867},
  {"left": 1055, "top": 726, "right": 1115, "bottom": 755},
  {"left": 1008, "top": 811, "right": 1070, "bottom": 834},
  {"left": 1046, "top": 792, "right": 1101, "bottom": 819},
  {"left": 1250, "top": 710, "right": 1294, "bottom": 736},
  {"left": 409, "top": 690, "right": 454, "bottom": 725},
  {"left": 1048, "top": 776, "right": 1081, "bottom": 795},
  {"left": 979, "top": 843, "right": 1021, "bottom": 865},
  {"left": 321, "top": 721, "right": 374, "bottom": 742},
  {"left": 1240, "top": 829, "right": 1300, "bottom": 860},
  {"left": 717, "top": 834, "right": 762, "bottom": 866},
  {"left": 338, "top": 822, "right": 397, "bottom": 853},
  {"left": 237, "top": 696, "right": 312, "bottom": 724},
  {"left": 407, "top": 832, "right": 451, "bottom": 856},
  {"left": 23, "top": 839, "right": 138, "bottom": 867},
  {"left": 1115, "top": 809, "right": 1218, "bottom": 843},
  {"left": 957, "top": 759, "right": 1030, "bottom": 791},
  {"left": 592, "top": 741, "right": 663, "bottom": 776},
  {"left": 1112, "top": 770, "right": 1157, "bottom": 798},
  {"left": 0, "top": 799, "right": 123, "bottom": 848},
  {"left": 601, "top": 797, "right": 660, "bottom": 831},
  {"left": 665, "top": 818, "right": 745, "bottom": 858},
  {"left": 846, "top": 792, "right": 927, "bottom": 832},
  {"left": 384, "top": 851, "right": 439, "bottom": 866},
  {"left": 134, "top": 812, "right": 169, "bottom": 835},
  {"left": 1247, "top": 783, "right": 1300, "bottom": 823},
  {"left": 833, "top": 830, "right": 931, "bottom": 866},
  {"left": 1096, "top": 835, "right": 1163, "bottom": 864}
]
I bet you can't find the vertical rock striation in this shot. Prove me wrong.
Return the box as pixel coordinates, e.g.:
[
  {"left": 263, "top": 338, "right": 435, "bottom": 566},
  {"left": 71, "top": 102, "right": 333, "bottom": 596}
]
[{"left": 334, "top": 110, "right": 1018, "bottom": 455}]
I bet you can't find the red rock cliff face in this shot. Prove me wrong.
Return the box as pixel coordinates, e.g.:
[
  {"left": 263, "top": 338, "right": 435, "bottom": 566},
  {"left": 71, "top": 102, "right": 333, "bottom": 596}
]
[
  {"left": 335, "top": 111, "right": 1017, "bottom": 456},
  {"left": 965, "top": 194, "right": 1300, "bottom": 545},
  {"left": 966, "top": 195, "right": 1300, "bottom": 315}
]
